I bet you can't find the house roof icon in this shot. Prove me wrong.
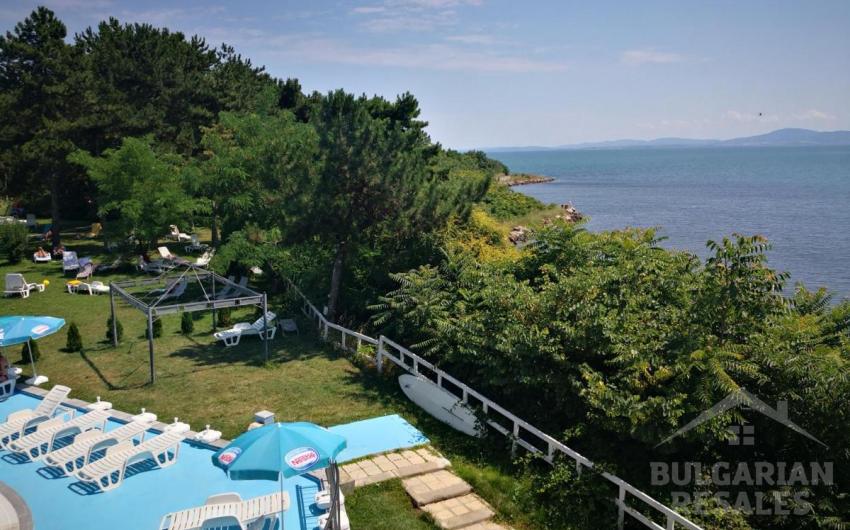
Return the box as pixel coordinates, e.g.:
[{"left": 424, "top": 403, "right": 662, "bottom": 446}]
[{"left": 655, "top": 388, "right": 827, "bottom": 448}]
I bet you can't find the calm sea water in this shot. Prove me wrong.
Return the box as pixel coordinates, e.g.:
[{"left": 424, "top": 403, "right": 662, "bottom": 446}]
[{"left": 491, "top": 146, "right": 850, "bottom": 299}]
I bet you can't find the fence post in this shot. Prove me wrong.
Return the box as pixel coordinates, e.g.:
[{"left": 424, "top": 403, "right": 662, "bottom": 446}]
[
  {"left": 376, "top": 336, "right": 384, "bottom": 372},
  {"left": 667, "top": 515, "right": 675, "bottom": 530},
  {"left": 323, "top": 321, "right": 329, "bottom": 340},
  {"left": 617, "top": 484, "right": 626, "bottom": 530}
]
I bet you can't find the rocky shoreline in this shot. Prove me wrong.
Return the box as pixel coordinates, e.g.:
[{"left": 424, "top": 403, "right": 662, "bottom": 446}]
[
  {"left": 509, "top": 203, "right": 584, "bottom": 244},
  {"left": 497, "top": 173, "right": 555, "bottom": 186}
]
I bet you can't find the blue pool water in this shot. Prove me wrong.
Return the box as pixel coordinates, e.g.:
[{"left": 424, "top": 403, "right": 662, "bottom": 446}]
[{"left": 0, "top": 392, "right": 428, "bottom": 530}]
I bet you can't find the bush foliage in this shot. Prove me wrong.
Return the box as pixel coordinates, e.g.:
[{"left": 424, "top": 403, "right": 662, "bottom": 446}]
[
  {"left": 65, "top": 322, "right": 82, "bottom": 351},
  {"left": 0, "top": 223, "right": 28, "bottom": 263}
]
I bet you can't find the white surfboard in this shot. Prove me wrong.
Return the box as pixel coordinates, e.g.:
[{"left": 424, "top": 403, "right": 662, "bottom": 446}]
[{"left": 399, "top": 374, "right": 484, "bottom": 438}]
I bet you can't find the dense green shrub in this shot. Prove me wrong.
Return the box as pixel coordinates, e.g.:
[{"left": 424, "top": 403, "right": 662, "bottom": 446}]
[
  {"left": 65, "top": 322, "right": 83, "bottom": 351},
  {"left": 106, "top": 315, "right": 124, "bottom": 343},
  {"left": 21, "top": 340, "right": 40, "bottom": 363},
  {"left": 0, "top": 223, "right": 29, "bottom": 263},
  {"left": 216, "top": 308, "right": 232, "bottom": 328},
  {"left": 373, "top": 228, "right": 850, "bottom": 528},
  {"left": 180, "top": 312, "right": 194, "bottom": 334},
  {"left": 480, "top": 183, "right": 549, "bottom": 220},
  {"left": 146, "top": 318, "right": 163, "bottom": 338}
]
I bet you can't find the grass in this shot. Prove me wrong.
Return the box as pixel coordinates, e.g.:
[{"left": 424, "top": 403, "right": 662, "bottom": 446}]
[
  {"left": 0, "top": 229, "right": 545, "bottom": 530},
  {"left": 348, "top": 480, "right": 438, "bottom": 529}
]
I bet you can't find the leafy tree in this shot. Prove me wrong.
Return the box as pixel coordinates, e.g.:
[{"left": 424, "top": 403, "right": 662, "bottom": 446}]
[
  {"left": 69, "top": 136, "right": 195, "bottom": 249},
  {"left": 0, "top": 7, "right": 81, "bottom": 248},
  {"left": 74, "top": 19, "right": 219, "bottom": 155},
  {"left": 191, "top": 109, "right": 318, "bottom": 248},
  {"left": 308, "top": 90, "right": 488, "bottom": 319}
]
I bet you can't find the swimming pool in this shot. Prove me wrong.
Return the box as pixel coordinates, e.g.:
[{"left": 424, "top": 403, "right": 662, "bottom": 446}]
[{"left": 0, "top": 391, "right": 429, "bottom": 530}]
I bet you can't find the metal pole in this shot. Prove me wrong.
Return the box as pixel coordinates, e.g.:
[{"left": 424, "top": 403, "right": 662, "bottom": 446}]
[
  {"left": 262, "top": 293, "right": 269, "bottom": 362},
  {"left": 147, "top": 309, "right": 156, "bottom": 384},
  {"left": 27, "top": 340, "right": 38, "bottom": 381},
  {"left": 109, "top": 285, "right": 118, "bottom": 347},
  {"left": 211, "top": 274, "right": 217, "bottom": 331}
]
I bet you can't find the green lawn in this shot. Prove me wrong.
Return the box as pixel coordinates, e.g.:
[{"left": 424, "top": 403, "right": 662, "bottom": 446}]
[{"left": 0, "top": 232, "right": 540, "bottom": 530}]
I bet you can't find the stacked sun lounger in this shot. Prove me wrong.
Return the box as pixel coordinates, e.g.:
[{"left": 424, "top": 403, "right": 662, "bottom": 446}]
[
  {"left": 73, "top": 429, "right": 186, "bottom": 491},
  {"left": 0, "top": 385, "right": 71, "bottom": 447},
  {"left": 7, "top": 409, "right": 110, "bottom": 460},
  {"left": 42, "top": 418, "right": 151, "bottom": 474}
]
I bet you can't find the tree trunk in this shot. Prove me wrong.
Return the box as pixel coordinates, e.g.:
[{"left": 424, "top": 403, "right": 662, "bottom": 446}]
[
  {"left": 326, "top": 240, "right": 348, "bottom": 321},
  {"left": 49, "top": 173, "right": 61, "bottom": 250},
  {"left": 211, "top": 203, "right": 219, "bottom": 248}
]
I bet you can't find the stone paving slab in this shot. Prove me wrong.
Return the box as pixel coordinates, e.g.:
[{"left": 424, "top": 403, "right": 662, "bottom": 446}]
[
  {"left": 403, "top": 470, "right": 473, "bottom": 507},
  {"left": 421, "top": 493, "right": 494, "bottom": 530},
  {"left": 339, "top": 447, "right": 450, "bottom": 489},
  {"left": 458, "top": 522, "right": 513, "bottom": 530}
]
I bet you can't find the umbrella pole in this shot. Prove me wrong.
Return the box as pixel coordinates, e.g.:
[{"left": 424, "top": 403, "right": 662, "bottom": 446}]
[
  {"left": 279, "top": 471, "right": 285, "bottom": 530},
  {"left": 25, "top": 340, "right": 44, "bottom": 385}
]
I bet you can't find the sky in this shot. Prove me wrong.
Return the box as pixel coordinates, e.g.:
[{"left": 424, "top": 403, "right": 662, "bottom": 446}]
[{"left": 2, "top": 0, "right": 849, "bottom": 148}]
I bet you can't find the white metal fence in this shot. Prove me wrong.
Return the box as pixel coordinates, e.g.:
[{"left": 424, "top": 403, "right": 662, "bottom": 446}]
[{"left": 286, "top": 279, "right": 703, "bottom": 530}]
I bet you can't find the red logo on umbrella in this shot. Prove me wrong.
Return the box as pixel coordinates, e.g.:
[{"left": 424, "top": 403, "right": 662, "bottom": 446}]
[{"left": 218, "top": 447, "right": 242, "bottom": 467}]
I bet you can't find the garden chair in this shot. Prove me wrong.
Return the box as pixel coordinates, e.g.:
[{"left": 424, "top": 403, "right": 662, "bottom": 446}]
[
  {"left": 4, "top": 273, "right": 45, "bottom": 298},
  {"left": 62, "top": 251, "right": 80, "bottom": 274},
  {"left": 184, "top": 234, "right": 208, "bottom": 253}
]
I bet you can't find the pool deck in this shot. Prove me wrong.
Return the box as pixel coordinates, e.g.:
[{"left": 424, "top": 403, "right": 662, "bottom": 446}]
[{"left": 1, "top": 383, "right": 430, "bottom": 530}]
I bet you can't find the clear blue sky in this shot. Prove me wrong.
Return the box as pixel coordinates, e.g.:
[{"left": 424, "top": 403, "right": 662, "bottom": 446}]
[{"left": 2, "top": 0, "right": 849, "bottom": 148}]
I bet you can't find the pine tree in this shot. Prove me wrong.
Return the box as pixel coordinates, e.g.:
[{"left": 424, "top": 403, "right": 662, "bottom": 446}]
[{"left": 66, "top": 322, "right": 83, "bottom": 352}]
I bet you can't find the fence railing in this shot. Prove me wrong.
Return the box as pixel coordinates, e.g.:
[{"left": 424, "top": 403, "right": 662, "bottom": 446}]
[{"left": 285, "top": 279, "right": 703, "bottom": 530}]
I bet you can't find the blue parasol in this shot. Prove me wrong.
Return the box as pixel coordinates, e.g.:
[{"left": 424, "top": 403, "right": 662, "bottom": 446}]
[
  {"left": 0, "top": 316, "right": 65, "bottom": 386},
  {"left": 213, "top": 421, "right": 347, "bottom": 529}
]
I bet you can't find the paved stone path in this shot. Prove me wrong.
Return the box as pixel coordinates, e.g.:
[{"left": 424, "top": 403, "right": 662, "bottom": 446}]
[
  {"left": 339, "top": 447, "right": 513, "bottom": 529},
  {"left": 420, "top": 493, "right": 495, "bottom": 529}
]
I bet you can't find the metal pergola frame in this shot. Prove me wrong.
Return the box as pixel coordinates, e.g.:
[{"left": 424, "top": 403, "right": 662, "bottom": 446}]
[{"left": 109, "top": 265, "right": 270, "bottom": 384}]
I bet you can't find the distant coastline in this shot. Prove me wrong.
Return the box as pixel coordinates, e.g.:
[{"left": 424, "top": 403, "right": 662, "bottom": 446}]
[
  {"left": 497, "top": 173, "right": 554, "bottom": 186},
  {"left": 483, "top": 128, "right": 850, "bottom": 153}
]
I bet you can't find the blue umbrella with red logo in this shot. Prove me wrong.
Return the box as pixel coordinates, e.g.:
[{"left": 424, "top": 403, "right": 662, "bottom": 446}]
[{"left": 213, "top": 421, "right": 347, "bottom": 529}]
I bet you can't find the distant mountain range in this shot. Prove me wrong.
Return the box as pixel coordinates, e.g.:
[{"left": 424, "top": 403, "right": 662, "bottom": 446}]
[{"left": 483, "top": 128, "right": 850, "bottom": 152}]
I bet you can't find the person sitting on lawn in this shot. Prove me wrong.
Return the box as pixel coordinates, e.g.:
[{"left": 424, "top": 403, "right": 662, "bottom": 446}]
[
  {"left": 52, "top": 243, "right": 65, "bottom": 257},
  {"left": 0, "top": 353, "right": 9, "bottom": 383},
  {"left": 35, "top": 246, "right": 49, "bottom": 259}
]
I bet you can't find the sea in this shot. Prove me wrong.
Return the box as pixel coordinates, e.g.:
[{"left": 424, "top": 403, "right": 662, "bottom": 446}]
[{"left": 490, "top": 146, "right": 850, "bottom": 299}]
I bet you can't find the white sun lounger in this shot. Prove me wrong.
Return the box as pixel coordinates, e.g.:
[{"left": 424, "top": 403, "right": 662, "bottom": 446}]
[
  {"left": 315, "top": 489, "right": 345, "bottom": 510},
  {"left": 74, "top": 430, "right": 185, "bottom": 491},
  {"left": 76, "top": 280, "right": 110, "bottom": 295},
  {"left": 214, "top": 276, "right": 248, "bottom": 300},
  {"left": 169, "top": 225, "right": 192, "bottom": 243},
  {"left": 158, "top": 491, "right": 291, "bottom": 530},
  {"left": 33, "top": 252, "right": 51, "bottom": 263},
  {"left": 43, "top": 419, "right": 151, "bottom": 474},
  {"left": 214, "top": 312, "right": 277, "bottom": 347},
  {"left": 7, "top": 409, "right": 110, "bottom": 460},
  {"left": 4, "top": 273, "right": 45, "bottom": 298},
  {"left": 184, "top": 234, "right": 208, "bottom": 253},
  {"left": 0, "top": 385, "right": 71, "bottom": 448}
]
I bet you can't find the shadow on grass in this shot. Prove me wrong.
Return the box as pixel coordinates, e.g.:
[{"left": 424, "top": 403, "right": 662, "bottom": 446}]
[
  {"left": 166, "top": 330, "right": 335, "bottom": 370},
  {"left": 78, "top": 346, "right": 151, "bottom": 391}
]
